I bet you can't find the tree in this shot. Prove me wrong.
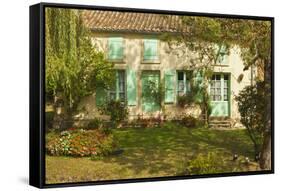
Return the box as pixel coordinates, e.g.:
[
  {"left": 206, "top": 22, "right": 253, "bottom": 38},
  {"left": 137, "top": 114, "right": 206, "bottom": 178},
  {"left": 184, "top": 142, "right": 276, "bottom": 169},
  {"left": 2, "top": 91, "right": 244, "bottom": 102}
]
[
  {"left": 45, "top": 8, "right": 115, "bottom": 129},
  {"left": 235, "top": 82, "right": 266, "bottom": 157},
  {"left": 162, "top": 16, "right": 272, "bottom": 169}
]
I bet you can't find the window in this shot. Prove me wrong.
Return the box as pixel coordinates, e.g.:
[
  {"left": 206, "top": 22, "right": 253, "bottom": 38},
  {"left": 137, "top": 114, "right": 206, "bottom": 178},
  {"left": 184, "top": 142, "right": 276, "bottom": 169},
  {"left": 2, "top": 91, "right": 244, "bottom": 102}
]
[
  {"left": 108, "top": 70, "right": 126, "bottom": 103},
  {"left": 177, "top": 71, "right": 192, "bottom": 96},
  {"left": 216, "top": 45, "right": 228, "bottom": 65},
  {"left": 143, "top": 39, "right": 158, "bottom": 61},
  {"left": 108, "top": 37, "right": 124, "bottom": 60},
  {"left": 210, "top": 75, "right": 221, "bottom": 101},
  {"left": 210, "top": 74, "right": 229, "bottom": 101}
]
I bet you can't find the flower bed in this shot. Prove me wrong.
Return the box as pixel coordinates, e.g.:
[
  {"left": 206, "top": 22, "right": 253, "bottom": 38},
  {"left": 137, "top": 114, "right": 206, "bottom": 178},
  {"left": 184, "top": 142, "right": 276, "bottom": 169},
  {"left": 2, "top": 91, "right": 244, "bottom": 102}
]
[{"left": 46, "top": 129, "right": 117, "bottom": 157}]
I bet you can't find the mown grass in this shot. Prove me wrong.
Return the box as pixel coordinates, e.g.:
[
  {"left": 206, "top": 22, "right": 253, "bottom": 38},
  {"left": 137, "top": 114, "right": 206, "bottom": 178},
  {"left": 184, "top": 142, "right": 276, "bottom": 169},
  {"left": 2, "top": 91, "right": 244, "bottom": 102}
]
[{"left": 46, "top": 126, "right": 259, "bottom": 184}]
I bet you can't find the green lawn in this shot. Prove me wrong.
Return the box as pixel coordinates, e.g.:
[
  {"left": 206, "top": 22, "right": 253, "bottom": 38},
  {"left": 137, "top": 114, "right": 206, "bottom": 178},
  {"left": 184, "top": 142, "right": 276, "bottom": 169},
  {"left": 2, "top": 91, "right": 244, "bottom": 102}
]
[{"left": 46, "top": 126, "right": 260, "bottom": 184}]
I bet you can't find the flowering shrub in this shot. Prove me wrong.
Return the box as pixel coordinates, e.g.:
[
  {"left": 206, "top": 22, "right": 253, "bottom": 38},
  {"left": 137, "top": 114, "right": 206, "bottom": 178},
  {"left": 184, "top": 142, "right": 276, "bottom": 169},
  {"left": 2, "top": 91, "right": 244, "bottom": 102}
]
[{"left": 46, "top": 129, "right": 117, "bottom": 157}]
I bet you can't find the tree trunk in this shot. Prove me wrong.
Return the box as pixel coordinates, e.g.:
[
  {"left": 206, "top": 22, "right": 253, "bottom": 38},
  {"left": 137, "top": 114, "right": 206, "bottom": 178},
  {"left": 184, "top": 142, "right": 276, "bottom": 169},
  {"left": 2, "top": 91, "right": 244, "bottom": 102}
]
[
  {"left": 260, "top": 132, "right": 271, "bottom": 169},
  {"left": 52, "top": 93, "right": 64, "bottom": 129},
  {"left": 259, "top": 59, "right": 272, "bottom": 170}
]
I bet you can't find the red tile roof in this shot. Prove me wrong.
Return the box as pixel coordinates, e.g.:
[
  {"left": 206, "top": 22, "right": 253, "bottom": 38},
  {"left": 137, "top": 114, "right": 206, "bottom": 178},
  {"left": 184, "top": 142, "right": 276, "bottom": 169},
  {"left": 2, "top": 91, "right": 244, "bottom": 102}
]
[{"left": 83, "top": 10, "right": 188, "bottom": 33}]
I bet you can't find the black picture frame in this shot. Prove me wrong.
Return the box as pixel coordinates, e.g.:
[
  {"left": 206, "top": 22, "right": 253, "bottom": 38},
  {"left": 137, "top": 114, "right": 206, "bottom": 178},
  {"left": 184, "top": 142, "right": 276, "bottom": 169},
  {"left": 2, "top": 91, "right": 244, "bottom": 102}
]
[{"left": 29, "top": 2, "right": 274, "bottom": 189}]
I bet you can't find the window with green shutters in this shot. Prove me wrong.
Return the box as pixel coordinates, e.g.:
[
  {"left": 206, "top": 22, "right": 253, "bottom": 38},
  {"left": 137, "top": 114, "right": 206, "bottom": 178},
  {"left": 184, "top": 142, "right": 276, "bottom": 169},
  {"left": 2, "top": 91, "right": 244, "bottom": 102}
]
[
  {"left": 96, "top": 70, "right": 128, "bottom": 107},
  {"left": 108, "top": 37, "right": 124, "bottom": 60},
  {"left": 143, "top": 39, "right": 159, "bottom": 61},
  {"left": 177, "top": 71, "right": 192, "bottom": 96}
]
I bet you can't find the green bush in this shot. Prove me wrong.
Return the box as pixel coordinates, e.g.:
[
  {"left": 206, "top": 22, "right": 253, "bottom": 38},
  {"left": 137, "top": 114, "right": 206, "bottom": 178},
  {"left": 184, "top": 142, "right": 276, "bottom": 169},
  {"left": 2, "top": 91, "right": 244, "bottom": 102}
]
[
  {"left": 45, "top": 111, "right": 55, "bottom": 129},
  {"left": 234, "top": 82, "right": 265, "bottom": 156},
  {"left": 100, "top": 126, "right": 113, "bottom": 135},
  {"left": 180, "top": 115, "right": 198, "bottom": 128},
  {"left": 46, "top": 129, "right": 117, "bottom": 157},
  {"left": 176, "top": 152, "right": 229, "bottom": 175},
  {"left": 86, "top": 118, "right": 101, "bottom": 130},
  {"left": 97, "top": 134, "right": 116, "bottom": 156},
  {"left": 99, "top": 100, "right": 128, "bottom": 123},
  {"left": 177, "top": 95, "right": 193, "bottom": 108},
  {"left": 186, "top": 153, "right": 223, "bottom": 174}
]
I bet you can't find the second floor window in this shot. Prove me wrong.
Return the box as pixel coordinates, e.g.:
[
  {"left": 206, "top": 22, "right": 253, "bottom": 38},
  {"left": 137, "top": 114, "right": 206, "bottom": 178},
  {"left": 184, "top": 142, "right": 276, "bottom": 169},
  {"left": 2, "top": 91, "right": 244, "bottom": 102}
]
[
  {"left": 108, "top": 37, "right": 124, "bottom": 60},
  {"left": 216, "top": 45, "right": 229, "bottom": 65},
  {"left": 143, "top": 39, "right": 158, "bottom": 61}
]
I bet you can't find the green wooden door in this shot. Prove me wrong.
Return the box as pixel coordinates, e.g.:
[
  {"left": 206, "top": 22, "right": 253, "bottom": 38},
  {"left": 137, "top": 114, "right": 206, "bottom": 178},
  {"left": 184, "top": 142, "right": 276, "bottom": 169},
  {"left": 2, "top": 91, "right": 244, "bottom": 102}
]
[
  {"left": 141, "top": 71, "right": 160, "bottom": 112},
  {"left": 210, "top": 74, "right": 230, "bottom": 117}
]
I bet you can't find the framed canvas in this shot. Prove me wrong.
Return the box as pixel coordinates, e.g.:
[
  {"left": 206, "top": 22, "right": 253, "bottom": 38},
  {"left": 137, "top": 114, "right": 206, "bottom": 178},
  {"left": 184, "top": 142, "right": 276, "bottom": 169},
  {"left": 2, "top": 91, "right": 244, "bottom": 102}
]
[{"left": 29, "top": 2, "right": 274, "bottom": 188}]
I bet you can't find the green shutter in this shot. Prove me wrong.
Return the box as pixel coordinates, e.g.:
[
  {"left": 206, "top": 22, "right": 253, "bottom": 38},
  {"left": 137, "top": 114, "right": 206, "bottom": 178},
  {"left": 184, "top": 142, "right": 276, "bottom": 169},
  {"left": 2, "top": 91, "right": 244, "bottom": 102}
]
[
  {"left": 217, "top": 45, "right": 228, "bottom": 65},
  {"left": 115, "top": 71, "right": 119, "bottom": 100},
  {"left": 143, "top": 39, "right": 158, "bottom": 60},
  {"left": 95, "top": 87, "right": 107, "bottom": 106},
  {"left": 193, "top": 71, "right": 204, "bottom": 103},
  {"left": 127, "top": 68, "right": 137, "bottom": 105},
  {"left": 165, "top": 70, "right": 176, "bottom": 103},
  {"left": 108, "top": 37, "right": 123, "bottom": 60}
]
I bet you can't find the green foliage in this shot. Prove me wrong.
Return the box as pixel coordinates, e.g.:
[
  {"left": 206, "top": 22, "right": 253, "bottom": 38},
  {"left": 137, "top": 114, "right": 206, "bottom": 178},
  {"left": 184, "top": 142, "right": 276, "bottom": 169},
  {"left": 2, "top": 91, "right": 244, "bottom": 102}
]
[
  {"left": 99, "top": 100, "right": 128, "bottom": 123},
  {"left": 100, "top": 125, "right": 113, "bottom": 135},
  {"left": 177, "top": 17, "right": 271, "bottom": 67},
  {"left": 160, "top": 121, "right": 178, "bottom": 129},
  {"left": 46, "top": 129, "right": 117, "bottom": 157},
  {"left": 45, "top": 8, "right": 115, "bottom": 111},
  {"left": 86, "top": 118, "right": 102, "bottom": 130},
  {"left": 45, "top": 111, "right": 55, "bottom": 129},
  {"left": 97, "top": 134, "right": 117, "bottom": 156},
  {"left": 142, "top": 79, "right": 165, "bottom": 106},
  {"left": 176, "top": 152, "right": 237, "bottom": 175},
  {"left": 186, "top": 152, "right": 227, "bottom": 175},
  {"left": 235, "top": 82, "right": 265, "bottom": 155},
  {"left": 180, "top": 116, "right": 198, "bottom": 128},
  {"left": 177, "top": 93, "right": 196, "bottom": 108}
]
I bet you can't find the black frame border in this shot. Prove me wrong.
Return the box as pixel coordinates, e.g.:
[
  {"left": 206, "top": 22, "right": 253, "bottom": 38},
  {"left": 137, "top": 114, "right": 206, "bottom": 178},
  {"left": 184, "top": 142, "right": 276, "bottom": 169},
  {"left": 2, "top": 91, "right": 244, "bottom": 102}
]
[{"left": 29, "top": 2, "right": 275, "bottom": 189}]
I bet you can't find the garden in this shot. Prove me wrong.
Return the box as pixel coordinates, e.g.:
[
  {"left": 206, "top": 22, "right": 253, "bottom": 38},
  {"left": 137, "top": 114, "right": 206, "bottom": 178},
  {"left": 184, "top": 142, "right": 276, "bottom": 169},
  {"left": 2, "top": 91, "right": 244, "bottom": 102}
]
[{"left": 46, "top": 122, "right": 259, "bottom": 184}]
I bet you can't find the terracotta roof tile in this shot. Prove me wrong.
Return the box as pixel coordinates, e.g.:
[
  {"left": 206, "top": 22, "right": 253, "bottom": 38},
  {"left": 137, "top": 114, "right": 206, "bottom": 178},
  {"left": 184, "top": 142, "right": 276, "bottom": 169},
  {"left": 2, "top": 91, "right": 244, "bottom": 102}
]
[{"left": 83, "top": 10, "right": 188, "bottom": 33}]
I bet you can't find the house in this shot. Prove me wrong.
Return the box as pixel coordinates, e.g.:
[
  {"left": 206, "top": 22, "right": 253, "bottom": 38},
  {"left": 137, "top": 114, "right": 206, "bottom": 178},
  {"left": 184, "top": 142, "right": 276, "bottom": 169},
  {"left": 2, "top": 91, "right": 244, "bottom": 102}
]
[{"left": 78, "top": 10, "right": 256, "bottom": 127}]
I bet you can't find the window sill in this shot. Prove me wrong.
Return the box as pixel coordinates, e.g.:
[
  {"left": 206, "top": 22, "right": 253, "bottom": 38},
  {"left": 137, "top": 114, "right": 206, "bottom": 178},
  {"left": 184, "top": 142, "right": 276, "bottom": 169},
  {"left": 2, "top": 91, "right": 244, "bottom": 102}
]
[
  {"left": 210, "top": 100, "right": 229, "bottom": 102},
  {"left": 164, "top": 102, "right": 174, "bottom": 104},
  {"left": 141, "top": 60, "right": 161, "bottom": 64},
  {"left": 107, "top": 59, "right": 125, "bottom": 63},
  {"left": 213, "top": 64, "right": 229, "bottom": 67}
]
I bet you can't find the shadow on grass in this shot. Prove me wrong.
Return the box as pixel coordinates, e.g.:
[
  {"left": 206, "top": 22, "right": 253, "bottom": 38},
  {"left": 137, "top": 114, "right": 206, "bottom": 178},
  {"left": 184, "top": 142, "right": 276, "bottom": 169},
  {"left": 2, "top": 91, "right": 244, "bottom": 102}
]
[{"left": 100, "top": 127, "right": 254, "bottom": 176}]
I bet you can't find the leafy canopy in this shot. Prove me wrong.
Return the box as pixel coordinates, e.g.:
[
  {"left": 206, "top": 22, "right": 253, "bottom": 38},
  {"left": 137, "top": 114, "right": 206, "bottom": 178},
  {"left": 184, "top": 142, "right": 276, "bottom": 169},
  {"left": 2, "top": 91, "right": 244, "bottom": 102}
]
[{"left": 45, "top": 8, "right": 115, "bottom": 110}]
